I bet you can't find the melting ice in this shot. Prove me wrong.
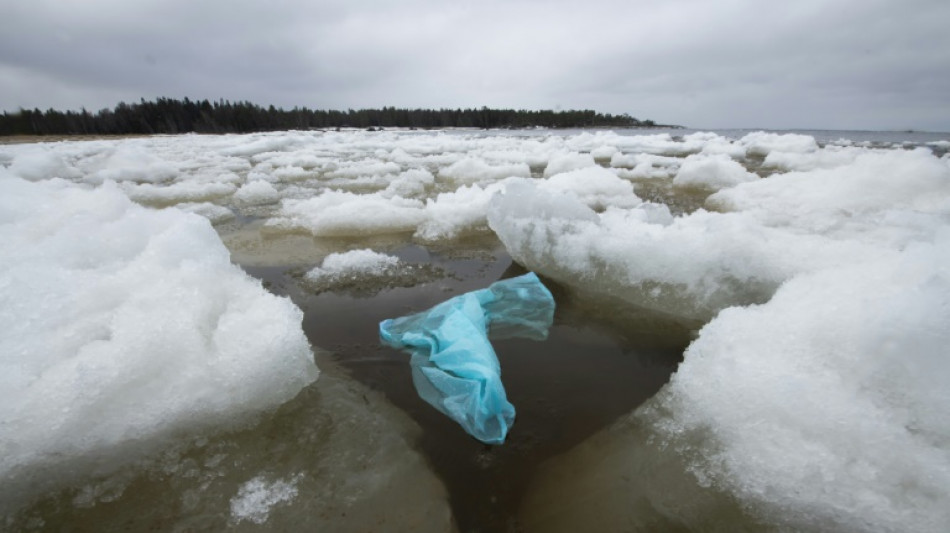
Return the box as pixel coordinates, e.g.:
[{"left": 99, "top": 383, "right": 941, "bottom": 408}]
[{"left": 1, "top": 127, "right": 949, "bottom": 531}]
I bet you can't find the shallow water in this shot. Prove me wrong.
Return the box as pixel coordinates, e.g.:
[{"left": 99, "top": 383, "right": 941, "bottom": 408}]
[
  {"left": 242, "top": 238, "right": 689, "bottom": 531},
  {"left": 4, "top": 128, "right": 947, "bottom": 532},
  {"left": 6, "top": 236, "right": 688, "bottom": 532}
]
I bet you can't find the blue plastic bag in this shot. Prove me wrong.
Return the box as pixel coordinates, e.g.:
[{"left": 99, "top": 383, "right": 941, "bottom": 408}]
[{"left": 379, "top": 272, "right": 555, "bottom": 444}]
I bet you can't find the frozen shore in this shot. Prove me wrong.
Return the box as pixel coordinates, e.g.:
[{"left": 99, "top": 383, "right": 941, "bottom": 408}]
[{"left": 2, "top": 127, "right": 948, "bottom": 531}]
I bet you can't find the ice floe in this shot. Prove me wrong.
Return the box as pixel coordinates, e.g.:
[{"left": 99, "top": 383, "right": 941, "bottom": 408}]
[
  {"left": 0, "top": 175, "right": 318, "bottom": 515},
  {"left": 3, "top": 127, "right": 949, "bottom": 531}
]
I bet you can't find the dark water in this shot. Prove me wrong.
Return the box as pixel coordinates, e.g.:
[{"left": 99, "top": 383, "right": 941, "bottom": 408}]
[{"left": 242, "top": 240, "right": 689, "bottom": 532}]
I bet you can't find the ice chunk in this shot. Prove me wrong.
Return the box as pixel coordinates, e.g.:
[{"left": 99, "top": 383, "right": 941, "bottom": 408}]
[
  {"left": 610, "top": 152, "right": 681, "bottom": 179},
  {"left": 218, "top": 133, "right": 309, "bottom": 157},
  {"left": 234, "top": 180, "right": 280, "bottom": 205},
  {"left": 379, "top": 273, "right": 555, "bottom": 444},
  {"left": 382, "top": 168, "right": 435, "bottom": 198},
  {"left": 9, "top": 149, "right": 82, "bottom": 181},
  {"left": 673, "top": 153, "right": 758, "bottom": 190},
  {"left": 590, "top": 145, "right": 619, "bottom": 160},
  {"left": 515, "top": 144, "right": 950, "bottom": 533},
  {"left": 542, "top": 152, "right": 596, "bottom": 177},
  {"left": 438, "top": 157, "right": 531, "bottom": 184},
  {"left": 761, "top": 145, "right": 864, "bottom": 171},
  {"left": 86, "top": 144, "right": 179, "bottom": 184},
  {"left": 639, "top": 239, "right": 950, "bottom": 532},
  {"left": 305, "top": 249, "right": 400, "bottom": 282},
  {"left": 542, "top": 166, "right": 641, "bottom": 209},
  {"left": 416, "top": 170, "right": 639, "bottom": 242},
  {"left": 324, "top": 159, "right": 401, "bottom": 180},
  {"left": 709, "top": 148, "right": 950, "bottom": 240},
  {"left": 0, "top": 176, "right": 318, "bottom": 514},
  {"left": 739, "top": 131, "right": 819, "bottom": 157},
  {"left": 490, "top": 149, "right": 950, "bottom": 322},
  {"left": 270, "top": 190, "right": 426, "bottom": 236},
  {"left": 693, "top": 132, "right": 747, "bottom": 158},
  {"left": 271, "top": 165, "right": 315, "bottom": 181},
  {"left": 302, "top": 248, "right": 444, "bottom": 296},
  {"left": 491, "top": 179, "right": 599, "bottom": 225},
  {"left": 605, "top": 133, "right": 699, "bottom": 156},
  {"left": 416, "top": 182, "right": 510, "bottom": 241},
  {"left": 488, "top": 181, "right": 812, "bottom": 321},
  {"left": 176, "top": 202, "right": 235, "bottom": 224},
  {"left": 230, "top": 474, "right": 302, "bottom": 525},
  {"left": 246, "top": 168, "right": 280, "bottom": 183},
  {"left": 119, "top": 180, "right": 237, "bottom": 205}
]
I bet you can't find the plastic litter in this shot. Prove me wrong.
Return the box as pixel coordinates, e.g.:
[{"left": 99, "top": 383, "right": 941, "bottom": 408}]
[{"left": 379, "top": 272, "right": 556, "bottom": 444}]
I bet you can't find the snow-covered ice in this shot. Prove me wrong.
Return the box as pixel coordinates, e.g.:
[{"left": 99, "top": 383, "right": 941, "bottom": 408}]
[
  {"left": 672, "top": 153, "right": 758, "bottom": 190},
  {"left": 0, "top": 175, "right": 318, "bottom": 515},
  {"left": 305, "top": 249, "right": 401, "bottom": 283},
  {"left": 2, "top": 127, "right": 949, "bottom": 531},
  {"left": 488, "top": 136, "right": 950, "bottom": 531},
  {"left": 234, "top": 179, "right": 280, "bottom": 205}
]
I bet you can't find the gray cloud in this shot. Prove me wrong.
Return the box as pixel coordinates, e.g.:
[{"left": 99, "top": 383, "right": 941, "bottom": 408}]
[{"left": 1, "top": 0, "right": 948, "bottom": 130}]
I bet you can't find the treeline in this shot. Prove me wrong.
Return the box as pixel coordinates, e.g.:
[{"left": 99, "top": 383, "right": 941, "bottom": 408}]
[{"left": 0, "top": 98, "right": 659, "bottom": 136}]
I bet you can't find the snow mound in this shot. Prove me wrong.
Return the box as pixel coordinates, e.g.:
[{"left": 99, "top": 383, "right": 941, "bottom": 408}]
[
  {"left": 302, "top": 249, "right": 444, "bottom": 296},
  {"left": 86, "top": 144, "right": 179, "bottom": 184},
  {"left": 646, "top": 238, "right": 950, "bottom": 532},
  {"left": 270, "top": 191, "right": 426, "bottom": 236},
  {"left": 382, "top": 168, "right": 435, "bottom": 198},
  {"left": 438, "top": 157, "right": 530, "bottom": 184},
  {"left": 0, "top": 176, "right": 318, "bottom": 514},
  {"left": 740, "top": 131, "right": 819, "bottom": 157},
  {"left": 9, "top": 150, "right": 82, "bottom": 181},
  {"left": 543, "top": 152, "right": 596, "bottom": 177},
  {"left": 417, "top": 182, "right": 509, "bottom": 241},
  {"left": 673, "top": 153, "right": 758, "bottom": 190},
  {"left": 488, "top": 181, "right": 793, "bottom": 321},
  {"left": 234, "top": 180, "right": 280, "bottom": 205},
  {"left": 494, "top": 144, "right": 950, "bottom": 532}
]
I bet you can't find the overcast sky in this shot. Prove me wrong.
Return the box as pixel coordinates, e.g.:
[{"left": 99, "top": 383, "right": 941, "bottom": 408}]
[{"left": 2, "top": 0, "right": 948, "bottom": 131}]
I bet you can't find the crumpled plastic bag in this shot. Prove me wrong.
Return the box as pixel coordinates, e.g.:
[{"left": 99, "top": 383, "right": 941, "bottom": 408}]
[{"left": 379, "top": 272, "right": 555, "bottom": 444}]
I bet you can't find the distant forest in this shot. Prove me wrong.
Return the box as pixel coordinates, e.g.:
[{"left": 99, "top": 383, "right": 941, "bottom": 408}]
[{"left": 0, "top": 98, "right": 660, "bottom": 136}]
